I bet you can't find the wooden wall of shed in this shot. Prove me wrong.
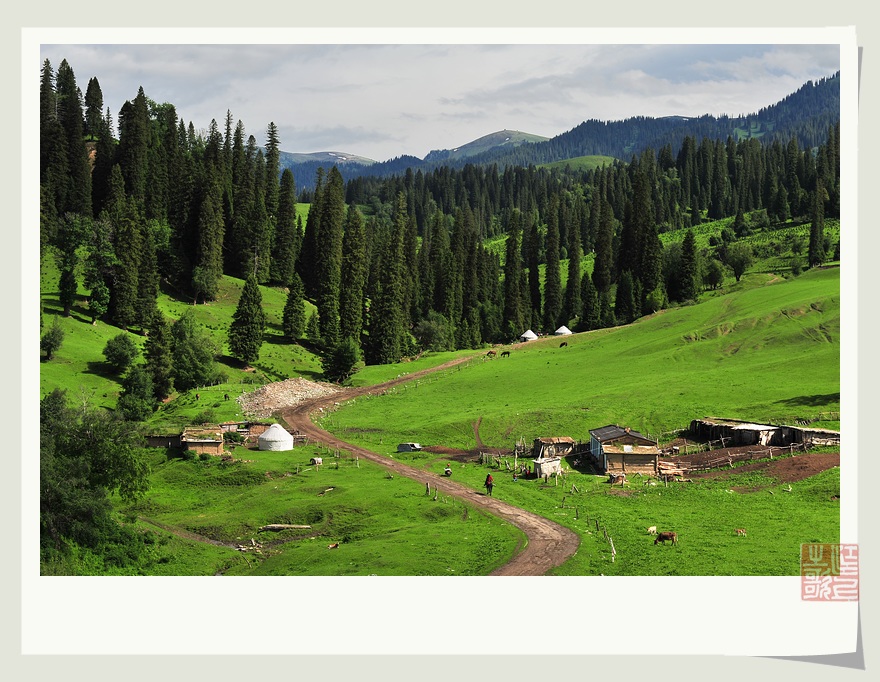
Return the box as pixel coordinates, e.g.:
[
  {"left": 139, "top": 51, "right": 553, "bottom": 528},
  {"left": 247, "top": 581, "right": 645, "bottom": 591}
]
[
  {"left": 604, "top": 453, "right": 657, "bottom": 474},
  {"left": 183, "top": 441, "right": 225, "bottom": 455},
  {"left": 689, "top": 420, "right": 798, "bottom": 446}
]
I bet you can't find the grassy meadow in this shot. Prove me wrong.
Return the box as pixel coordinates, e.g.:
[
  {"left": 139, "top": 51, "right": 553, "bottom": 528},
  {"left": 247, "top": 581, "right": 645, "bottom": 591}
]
[{"left": 38, "top": 213, "right": 841, "bottom": 576}]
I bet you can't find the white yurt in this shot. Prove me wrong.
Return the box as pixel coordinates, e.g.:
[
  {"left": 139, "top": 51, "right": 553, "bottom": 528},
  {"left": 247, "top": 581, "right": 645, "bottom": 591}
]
[
  {"left": 257, "top": 423, "right": 295, "bottom": 451},
  {"left": 554, "top": 325, "right": 573, "bottom": 336},
  {"left": 519, "top": 329, "right": 538, "bottom": 342}
]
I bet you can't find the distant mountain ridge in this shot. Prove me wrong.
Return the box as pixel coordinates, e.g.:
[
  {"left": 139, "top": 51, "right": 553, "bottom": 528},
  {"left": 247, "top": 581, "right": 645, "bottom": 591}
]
[
  {"left": 279, "top": 71, "right": 840, "bottom": 191},
  {"left": 423, "top": 129, "right": 550, "bottom": 164}
]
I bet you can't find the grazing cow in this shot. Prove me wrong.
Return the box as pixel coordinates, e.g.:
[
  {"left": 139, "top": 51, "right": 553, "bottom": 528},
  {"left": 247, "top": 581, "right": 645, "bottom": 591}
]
[
  {"left": 559, "top": 341, "right": 568, "bottom": 348},
  {"left": 735, "top": 528, "right": 747, "bottom": 536},
  {"left": 654, "top": 531, "right": 678, "bottom": 545},
  {"left": 195, "top": 393, "right": 200, "bottom": 401},
  {"left": 646, "top": 526, "right": 657, "bottom": 535},
  {"left": 500, "top": 350, "right": 510, "bottom": 358},
  {"left": 224, "top": 393, "right": 230, "bottom": 401},
  {"left": 486, "top": 350, "right": 497, "bottom": 358}
]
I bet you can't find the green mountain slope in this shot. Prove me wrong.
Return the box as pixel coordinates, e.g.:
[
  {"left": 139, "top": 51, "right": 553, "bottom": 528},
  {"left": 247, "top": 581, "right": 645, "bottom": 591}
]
[{"left": 328, "top": 266, "right": 840, "bottom": 452}]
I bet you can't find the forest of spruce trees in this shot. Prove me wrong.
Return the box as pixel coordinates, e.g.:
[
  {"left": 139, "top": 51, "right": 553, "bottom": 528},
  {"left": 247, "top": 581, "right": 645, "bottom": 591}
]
[{"left": 40, "top": 57, "right": 841, "bottom": 385}]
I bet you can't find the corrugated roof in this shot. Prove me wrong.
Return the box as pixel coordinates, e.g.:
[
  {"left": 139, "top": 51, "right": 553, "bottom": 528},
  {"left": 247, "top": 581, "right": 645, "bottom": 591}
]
[{"left": 589, "top": 424, "right": 653, "bottom": 443}]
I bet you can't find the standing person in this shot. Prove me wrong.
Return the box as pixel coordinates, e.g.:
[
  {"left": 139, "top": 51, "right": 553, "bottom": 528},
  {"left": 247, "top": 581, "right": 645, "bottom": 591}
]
[{"left": 484, "top": 473, "right": 494, "bottom": 496}]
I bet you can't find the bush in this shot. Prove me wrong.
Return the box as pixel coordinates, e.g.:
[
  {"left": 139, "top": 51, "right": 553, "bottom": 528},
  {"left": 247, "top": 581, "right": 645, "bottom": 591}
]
[
  {"left": 103, "top": 333, "right": 140, "bottom": 374},
  {"left": 40, "top": 318, "right": 65, "bottom": 360}
]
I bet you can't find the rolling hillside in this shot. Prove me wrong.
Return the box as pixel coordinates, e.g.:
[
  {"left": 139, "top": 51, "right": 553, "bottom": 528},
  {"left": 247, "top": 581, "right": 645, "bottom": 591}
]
[{"left": 331, "top": 265, "right": 840, "bottom": 454}]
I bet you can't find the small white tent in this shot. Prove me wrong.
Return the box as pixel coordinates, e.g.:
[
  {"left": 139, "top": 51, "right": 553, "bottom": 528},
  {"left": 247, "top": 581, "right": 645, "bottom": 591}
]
[
  {"left": 258, "top": 423, "right": 295, "bottom": 451},
  {"left": 554, "top": 326, "right": 573, "bottom": 336},
  {"left": 519, "top": 329, "right": 538, "bottom": 342}
]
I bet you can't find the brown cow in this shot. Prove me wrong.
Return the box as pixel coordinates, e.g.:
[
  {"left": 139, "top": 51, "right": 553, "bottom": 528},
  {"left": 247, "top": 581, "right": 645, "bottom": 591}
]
[
  {"left": 654, "top": 531, "right": 678, "bottom": 545},
  {"left": 735, "top": 528, "right": 747, "bottom": 536},
  {"left": 486, "top": 350, "right": 497, "bottom": 358}
]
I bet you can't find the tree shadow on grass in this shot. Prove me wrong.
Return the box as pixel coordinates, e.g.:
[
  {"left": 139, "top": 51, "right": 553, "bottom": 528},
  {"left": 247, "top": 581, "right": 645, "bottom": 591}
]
[
  {"left": 82, "top": 360, "right": 123, "bottom": 384},
  {"left": 774, "top": 393, "right": 840, "bottom": 408}
]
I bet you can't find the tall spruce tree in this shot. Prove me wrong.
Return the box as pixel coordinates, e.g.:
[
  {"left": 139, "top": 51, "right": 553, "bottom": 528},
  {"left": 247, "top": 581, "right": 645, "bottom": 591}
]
[
  {"left": 592, "top": 196, "right": 614, "bottom": 294},
  {"left": 339, "top": 203, "right": 368, "bottom": 344},
  {"left": 679, "top": 229, "right": 699, "bottom": 302},
  {"left": 315, "top": 167, "right": 345, "bottom": 346},
  {"left": 563, "top": 211, "right": 583, "bottom": 324},
  {"left": 502, "top": 209, "right": 525, "bottom": 339},
  {"left": 54, "top": 59, "right": 91, "bottom": 216},
  {"left": 579, "top": 270, "right": 600, "bottom": 331},
  {"left": 228, "top": 274, "right": 266, "bottom": 366},
  {"left": 192, "top": 173, "right": 225, "bottom": 303},
  {"left": 144, "top": 310, "right": 174, "bottom": 401},
  {"left": 526, "top": 213, "right": 542, "bottom": 326},
  {"left": 282, "top": 273, "right": 307, "bottom": 341},
  {"left": 808, "top": 182, "right": 827, "bottom": 268},
  {"left": 364, "top": 194, "right": 408, "bottom": 365},
  {"left": 271, "top": 168, "right": 299, "bottom": 285},
  {"left": 542, "top": 195, "right": 562, "bottom": 331}
]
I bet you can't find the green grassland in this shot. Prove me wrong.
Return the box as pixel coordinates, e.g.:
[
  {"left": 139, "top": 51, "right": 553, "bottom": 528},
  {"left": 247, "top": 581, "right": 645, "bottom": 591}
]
[
  {"left": 115, "top": 445, "right": 523, "bottom": 576},
  {"left": 39, "top": 213, "right": 842, "bottom": 576},
  {"left": 324, "top": 265, "right": 840, "bottom": 453},
  {"left": 540, "top": 155, "right": 618, "bottom": 172}
]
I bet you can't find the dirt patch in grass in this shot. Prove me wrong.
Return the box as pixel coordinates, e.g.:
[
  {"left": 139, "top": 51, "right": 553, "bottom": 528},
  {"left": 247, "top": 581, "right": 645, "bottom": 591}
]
[{"left": 684, "top": 451, "right": 839, "bottom": 487}]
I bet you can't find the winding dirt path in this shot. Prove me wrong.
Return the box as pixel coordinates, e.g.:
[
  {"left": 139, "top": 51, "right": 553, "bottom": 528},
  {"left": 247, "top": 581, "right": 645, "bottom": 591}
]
[{"left": 276, "top": 355, "right": 581, "bottom": 576}]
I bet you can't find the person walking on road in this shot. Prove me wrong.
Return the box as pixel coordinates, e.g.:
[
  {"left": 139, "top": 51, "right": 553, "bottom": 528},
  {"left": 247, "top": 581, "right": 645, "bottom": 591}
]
[{"left": 484, "top": 473, "right": 494, "bottom": 496}]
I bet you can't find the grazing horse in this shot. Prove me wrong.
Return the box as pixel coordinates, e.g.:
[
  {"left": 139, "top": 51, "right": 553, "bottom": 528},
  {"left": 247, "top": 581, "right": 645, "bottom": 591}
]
[
  {"left": 559, "top": 341, "right": 568, "bottom": 348},
  {"left": 654, "top": 531, "right": 678, "bottom": 545},
  {"left": 486, "top": 350, "right": 497, "bottom": 358},
  {"left": 500, "top": 350, "right": 510, "bottom": 358}
]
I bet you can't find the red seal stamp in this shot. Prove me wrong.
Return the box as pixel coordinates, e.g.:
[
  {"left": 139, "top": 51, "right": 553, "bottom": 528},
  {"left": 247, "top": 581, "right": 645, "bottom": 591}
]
[{"left": 801, "top": 543, "right": 859, "bottom": 601}]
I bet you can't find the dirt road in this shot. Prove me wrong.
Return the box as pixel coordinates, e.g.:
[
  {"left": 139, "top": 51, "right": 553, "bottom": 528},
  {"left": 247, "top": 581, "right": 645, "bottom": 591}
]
[{"left": 276, "top": 356, "right": 581, "bottom": 576}]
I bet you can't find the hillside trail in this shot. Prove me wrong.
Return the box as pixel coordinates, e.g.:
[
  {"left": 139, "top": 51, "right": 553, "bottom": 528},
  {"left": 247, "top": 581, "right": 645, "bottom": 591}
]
[{"left": 276, "top": 352, "right": 581, "bottom": 576}]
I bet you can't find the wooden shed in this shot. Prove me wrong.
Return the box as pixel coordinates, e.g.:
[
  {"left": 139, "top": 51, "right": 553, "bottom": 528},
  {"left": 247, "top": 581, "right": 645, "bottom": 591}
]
[
  {"left": 589, "top": 425, "right": 659, "bottom": 475},
  {"left": 181, "top": 426, "right": 225, "bottom": 455},
  {"left": 532, "top": 436, "right": 575, "bottom": 459}
]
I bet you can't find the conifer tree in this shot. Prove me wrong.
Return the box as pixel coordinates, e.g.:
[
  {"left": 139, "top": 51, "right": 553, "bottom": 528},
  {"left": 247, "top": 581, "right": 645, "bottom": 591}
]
[
  {"left": 579, "top": 270, "right": 600, "bottom": 331},
  {"left": 297, "top": 168, "right": 323, "bottom": 298},
  {"left": 679, "top": 229, "right": 699, "bottom": 302},
  {"left": 54, "top": 59, "right": 91, "bottom": 216},
  {"left": 264, "top": 122, "right": 281, "bottom": 219},
  {"left": 192, "top": 173, "right": 225, "bottom": 303},
  {"left": 502, "top": 209, "right": 525, "bottom": 339},
  {"left": 526, "top": 214, "right": 542, "bottom": 325},
  {"left": 228, "top": 274, "right": 266, "bottom": 366},
  {"left": 339, "top": 203, "right": 368, "bottom": 344},
  {"left": 116, "top": 86, "right": 151, "bottom": 209},
  {"left": 111, "top": 197, "right": 143, "bottom": 329},
  {"left": 271, "top": 168, "right": 299, "bottom": 285},
  {"left": 144, "top": 310, "right": 174, "bottom": 401},
  {"left": 282, "top": 273, "right": 307, "bottom": 341},
  {"left": 83, "top": 77, "right": 104, "bottom": 140},
  {"left": 364, "top": 194, "right": 408, "bottom": 365},
  {"left": 592, "top": 196, "right": 614, "bottom": 294},
  {"left": 563, "top": 213, "right": 583, "bottom": 324},
  {"left": 315, "top": 167, "right": 345, "bottom": 346},
  {"left": 808, "top": 183, "right": 827, "bottom": 268},
  {"left": 614, "top": 270, "right": 637, "bottom": 324},
  {"left": 542, "top": 196, "right": 562, "bottom": 331}
]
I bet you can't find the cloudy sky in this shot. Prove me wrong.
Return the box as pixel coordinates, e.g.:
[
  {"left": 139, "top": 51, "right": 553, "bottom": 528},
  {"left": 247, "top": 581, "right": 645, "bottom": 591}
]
[{"left": 37, "top": 29, "right": 842, "bottom": 163}]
